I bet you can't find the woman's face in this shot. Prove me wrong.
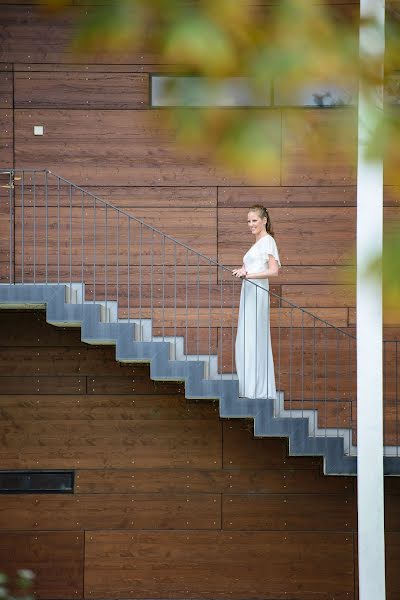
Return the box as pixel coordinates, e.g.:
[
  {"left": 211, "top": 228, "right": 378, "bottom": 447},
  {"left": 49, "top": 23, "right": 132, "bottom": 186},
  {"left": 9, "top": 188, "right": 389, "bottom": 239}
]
[{"left": 247, "top": 211, "right": 266, "bottom": 236}]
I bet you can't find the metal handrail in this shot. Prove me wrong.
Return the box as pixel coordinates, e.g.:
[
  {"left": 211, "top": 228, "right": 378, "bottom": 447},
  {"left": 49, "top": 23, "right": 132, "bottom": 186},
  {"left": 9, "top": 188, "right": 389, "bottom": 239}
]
[
  {"left": 38, "top": 169, "right": 356, "bottom": 338},
  {"left": 2, "top": 167, "right": 397, "bottom": 455}
]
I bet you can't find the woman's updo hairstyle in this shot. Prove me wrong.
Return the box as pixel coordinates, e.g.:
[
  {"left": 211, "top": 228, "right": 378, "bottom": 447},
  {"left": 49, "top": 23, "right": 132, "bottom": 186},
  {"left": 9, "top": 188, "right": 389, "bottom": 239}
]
[{"left": 249, "top": 205, "right": 275, "bottom": 238}]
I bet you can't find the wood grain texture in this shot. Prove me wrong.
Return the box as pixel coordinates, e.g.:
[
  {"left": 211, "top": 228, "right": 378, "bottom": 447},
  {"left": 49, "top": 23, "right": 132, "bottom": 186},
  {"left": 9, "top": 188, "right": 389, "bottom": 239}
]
[
  {"left": 75, "top": 467, "right": 354, "bottom": 494},
  {"left": 222, "top": 421, "right": 322, "bottom": 470},
  {"left": 281, "top": 109, "right": 357, "bottom": 186},
  {"left": 0, "top": 108, "right": 13, "bottom": 135},
  {"left": 14, "top": 185, "right": 217, "bottom": 208},
  {"left": 14, "top": 72, "right": 149, "bottom": 109},
  {"left": 115, "top": 307, "right": 349, "bottom": 328},
  {"left": 281, "top": 284, "right": 355, "bottom": 307},
  {"left": 219, "top": 185, "right": 357, "bottom": 207},
  {"left": 84, "top": 530, "right": 354, "bottom": 599},
  {"left": 12, "top": 205, "right": 218, "bottom": 261},
  {"left": 222, "top": 493, "right": 355, "bottom": 530},
  {"left": 0, "top": 375, "right": 85, "bottom": 394},
  {"left": 218, "top": 206, "right": 355, "bottom": 266},
  {"left": 0, "top": 397, "right": 222, "bottom": 468},
  {"left": 0, "top": 140, "right": 13, "bottom": 168},
  {"left": 0, "top": 532, "right": 83, "bottom": 599},
  {"left": 0, "top": 493, "right": 221, "bottom": 530},
  {"left": 0, "top": 394, "right": 217, "bottom": 421},
  {"left": 0, "top": 6, "right": 160, "bottom": 64},
  {"left": 0, "top": 71, "right": 13, "bottom": 108},
  {"left": 386, "top": 533, "right": 400, "bottom": 600},
  {"left": 14, "top": 109, "right": 281, "bottom": 186}
]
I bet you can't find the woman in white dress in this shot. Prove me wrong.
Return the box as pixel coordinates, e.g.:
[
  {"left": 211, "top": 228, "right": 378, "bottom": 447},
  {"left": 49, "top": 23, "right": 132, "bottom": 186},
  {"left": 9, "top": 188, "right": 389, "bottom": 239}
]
[{"left": 233, "top": 205, "right": 281, "bottom": 399}]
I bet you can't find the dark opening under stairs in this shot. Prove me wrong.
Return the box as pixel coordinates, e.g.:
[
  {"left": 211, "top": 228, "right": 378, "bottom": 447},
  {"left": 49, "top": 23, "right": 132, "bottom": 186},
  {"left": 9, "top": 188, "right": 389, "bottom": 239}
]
[{"left": 1, "top": 168, "right": 399, "bottom": 476}]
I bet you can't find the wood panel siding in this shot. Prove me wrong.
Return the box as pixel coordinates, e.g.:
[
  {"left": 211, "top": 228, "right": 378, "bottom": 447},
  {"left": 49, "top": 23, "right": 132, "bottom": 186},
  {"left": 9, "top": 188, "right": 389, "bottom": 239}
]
[
  {"left": 0, "top": 6, "right": 159, "bottom": 65},
  {"left": 0, "top": 494, "right": 221, "bottom": 530},
  {"left": 84, "top": 530, "right": 355, "bottom": 599},
  {"left": 0, "top": 70, "right": 13, "bottom": 108},
  {"left": 13, "top": 185, "right": 218, "bottom": 208},
  {"left": 14, "top": 72, "right": 149, "bottom": 109},
  {"left": 14, "top": 109, "right": 281, "bottom": 186},
  {"left": 281, "top": 109, "right": 357, "bottom": 186},
  {"left": 2, "top": 2, "right": 400, "bottom": 598},
  {"left": 1, "top": 4, "right": 399, "bottom": 345},
  {"left": 218, "top": 206, "right": 356, "bottom": 266},
  {"left": 0, "top": 310, "right": 399, "bottom": 599},
  {"left": 0, "top": 532, "right": 84, "bottom": 599}
]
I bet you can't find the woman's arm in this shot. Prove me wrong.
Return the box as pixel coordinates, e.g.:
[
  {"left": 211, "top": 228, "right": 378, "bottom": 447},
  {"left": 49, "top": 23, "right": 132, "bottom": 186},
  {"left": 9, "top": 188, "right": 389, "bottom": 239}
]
[{"left": 245, "top": 256, "right": 280, "bottom": 279}]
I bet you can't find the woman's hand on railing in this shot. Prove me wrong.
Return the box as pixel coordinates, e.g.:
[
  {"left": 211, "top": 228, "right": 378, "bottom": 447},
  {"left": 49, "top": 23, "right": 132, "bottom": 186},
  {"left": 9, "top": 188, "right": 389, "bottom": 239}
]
[{"left": 232, "top": 267, "right": 247, "bottom": 279}]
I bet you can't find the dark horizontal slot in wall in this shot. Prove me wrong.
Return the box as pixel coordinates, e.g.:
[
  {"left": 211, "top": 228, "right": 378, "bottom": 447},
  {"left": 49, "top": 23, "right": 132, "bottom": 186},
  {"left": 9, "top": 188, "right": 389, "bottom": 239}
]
[{"left": 0, "top": 470, "right": 74, "bottom": 493}]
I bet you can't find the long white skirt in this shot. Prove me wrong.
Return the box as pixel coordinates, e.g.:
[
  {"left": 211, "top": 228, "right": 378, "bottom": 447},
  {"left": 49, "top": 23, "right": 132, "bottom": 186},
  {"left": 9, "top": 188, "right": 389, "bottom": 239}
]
[{"left": 235, "top": 278, "right": 276, "bottom": 399}]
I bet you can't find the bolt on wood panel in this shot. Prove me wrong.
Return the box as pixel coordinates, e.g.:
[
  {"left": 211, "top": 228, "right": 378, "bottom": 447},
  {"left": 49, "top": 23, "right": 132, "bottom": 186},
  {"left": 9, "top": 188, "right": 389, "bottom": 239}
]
[
  {"left": 0, "top": 531, "right": 83, "bottom": 599},
  {"left": 0, "top": 408, "right": 222, "bottom": 470},
  {"left": 0, "top": 70, "right": 13, "bottom": 108},
  {"left": 84, "top": 530, "right": 354, "bottom": 599},
  {"left": 75, "top": 467, "right": 354, "bottom": 494},
  {"left": 0, "top": 6, "right": 160, "bottom": 64},
  {"left": 218, "top": 185, "right": 357, "bottom": 208},
  {"left": 0, "top": 394, "right": 218, "bottom": 421},
  {"left": 222, "top": 493, "right": 356, "bottom": 531},
  {"left": 0, "top": 493, "right": 221, "bottom": 530},
  {"left": 14, "top": 109, "right": 281, "bottom": 186},
  {"left": 14, "top": 185, "right": 217, "bottom": 208},
  {"left": 14, "top": 72, "right": 149, "bottom": 109}
]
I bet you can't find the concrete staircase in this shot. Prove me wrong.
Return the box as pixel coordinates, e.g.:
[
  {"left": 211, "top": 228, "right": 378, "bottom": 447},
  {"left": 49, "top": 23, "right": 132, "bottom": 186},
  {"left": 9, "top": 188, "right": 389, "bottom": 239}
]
[{"left": 1, "top": 282, "right": 399, "bottom": 476}]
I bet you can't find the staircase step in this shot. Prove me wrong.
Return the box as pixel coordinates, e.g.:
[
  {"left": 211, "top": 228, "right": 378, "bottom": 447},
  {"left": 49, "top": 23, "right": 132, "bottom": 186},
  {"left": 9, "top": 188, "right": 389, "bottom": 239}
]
[{"left": 0, "top": 282, "right": 395, "bottom": 476}]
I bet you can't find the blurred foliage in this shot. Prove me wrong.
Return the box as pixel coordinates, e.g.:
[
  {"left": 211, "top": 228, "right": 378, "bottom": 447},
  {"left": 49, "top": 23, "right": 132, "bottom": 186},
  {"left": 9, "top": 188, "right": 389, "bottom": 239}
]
[
  {"left": 0, "top": 570, "right": 35, "bottom": 600},
  {"left": 44, "top": 0, "right": 399, "bottom": 321}
]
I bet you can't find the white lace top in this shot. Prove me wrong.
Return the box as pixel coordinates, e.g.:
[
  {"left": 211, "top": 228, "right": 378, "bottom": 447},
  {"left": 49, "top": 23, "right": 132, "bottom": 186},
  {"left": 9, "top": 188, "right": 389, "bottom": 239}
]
[{"left": 243, "top": 234, "right": 281, "bottom": 274}]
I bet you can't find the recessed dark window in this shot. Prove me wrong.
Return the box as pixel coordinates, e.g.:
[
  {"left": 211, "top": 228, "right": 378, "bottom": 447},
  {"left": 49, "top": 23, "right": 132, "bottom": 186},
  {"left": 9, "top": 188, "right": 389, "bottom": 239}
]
[{"left": 0, "top": 471, "right": 74, "bottom": 493}]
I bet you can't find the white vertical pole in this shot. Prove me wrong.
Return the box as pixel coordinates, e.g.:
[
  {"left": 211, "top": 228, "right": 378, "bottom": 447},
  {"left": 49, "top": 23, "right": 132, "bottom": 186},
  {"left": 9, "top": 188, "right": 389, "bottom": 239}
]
[{"left": 357, "top": 1, "right": 386, "bottom": 600}]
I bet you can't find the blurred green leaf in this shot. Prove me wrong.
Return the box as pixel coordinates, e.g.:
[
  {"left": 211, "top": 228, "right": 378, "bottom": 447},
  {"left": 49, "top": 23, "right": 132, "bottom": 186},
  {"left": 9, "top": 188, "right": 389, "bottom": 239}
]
[{"left": 163, "top": 14, "right": 236, "bottom": 75}]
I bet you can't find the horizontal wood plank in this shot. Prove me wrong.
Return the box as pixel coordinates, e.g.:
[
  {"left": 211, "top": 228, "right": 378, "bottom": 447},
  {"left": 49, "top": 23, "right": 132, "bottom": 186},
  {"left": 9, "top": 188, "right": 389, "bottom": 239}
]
[
  {"left": 0, "top": 493, "right": 221, "bottom": 530},
  {"left": 0, "top": 416, "right": 222, "bottom": 469},
  {"left": 12, "top": 205, "right": 218, "bottom": 261},
  {"left": 222, "top": 493, "right": 355, "bottom": 530},
  {"left": 14, "top": 184, "right": 217, "bottom": 208},
  {"left": 281, "top": 284, "right": 355, "bottom": 307},
  {"left": 281, "top": 109, "right": 357, "bottom": 186},
  {"left": 14, "top": 72, "right": 149, "bottom": 109},
  {"left": 0, "top": 375, "right": 85, "bottom": 394},
  {"left": 84, "top": 530, "right": 354, "bottom": 598},
  {"left": 75, "top": 467, "right": 354, "bottom": 494},
  {"left": 0, "top": 394, "right": 217, "bottom": 420},
  {"left": 15, "top": 109, "right": 280, "bottom": 186},
  {"left": 0, "top": 6, "right": 160, "bottom": 64},
  {"left": 219, "top": 185, "right": 357, "bottom": 207}
]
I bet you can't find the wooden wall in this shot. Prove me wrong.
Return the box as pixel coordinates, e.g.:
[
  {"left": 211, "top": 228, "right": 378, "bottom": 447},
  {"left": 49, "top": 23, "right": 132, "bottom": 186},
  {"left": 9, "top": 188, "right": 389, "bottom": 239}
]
[
  {"left": 1, "top": 2, "right": 399, "bottom": 338},
  {"left": 0, "top": 308, "right": 400, "bottom": 600},
  {"left": 1, "top": 1, "right": 399, "bottom": 446},
  {"left": 3, "top": 1, "right": 398, "bottom": 333}
]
